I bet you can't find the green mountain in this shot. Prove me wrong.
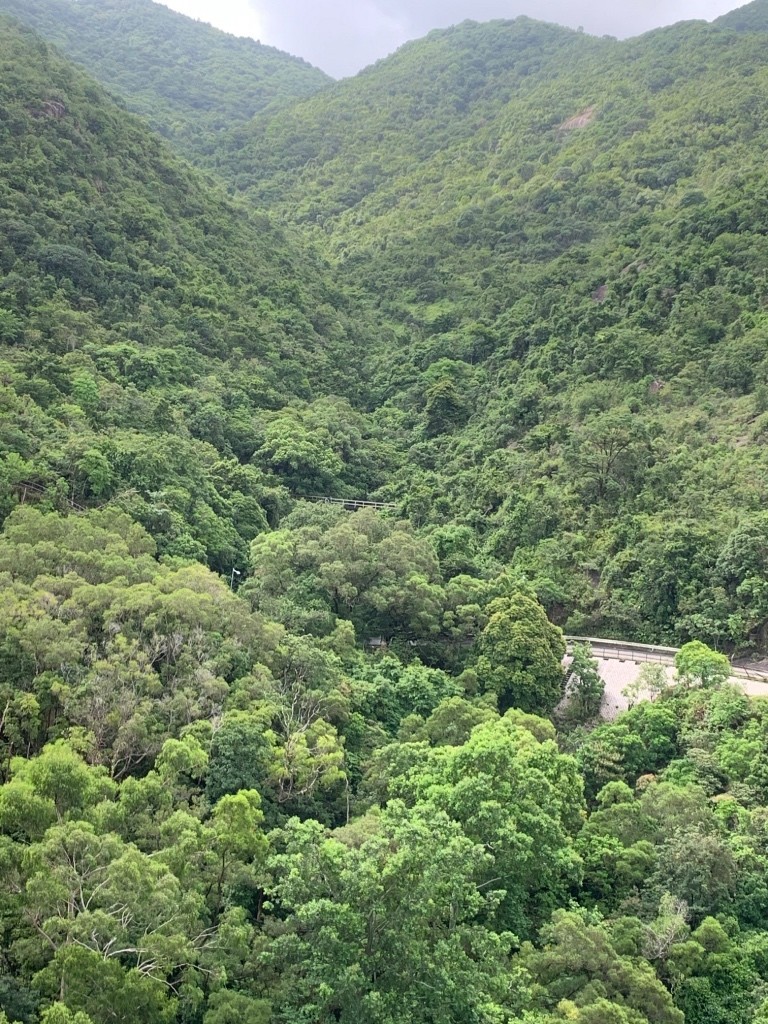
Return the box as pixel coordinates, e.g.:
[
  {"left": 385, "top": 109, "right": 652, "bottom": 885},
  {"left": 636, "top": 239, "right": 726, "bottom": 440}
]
[
  {"left": 715, "top": 0, "right": 768, "bottom": 31},
  {"left": 217, "top": 18, "right": 604, "bottom": 200},
  {"left": 218, "top": 14, "right": 768, "bottom": 649},
  {"left": 5, "top": 13, "right": 768, "bottom": 1024},
  {"left": 0, "top": 17, "right": 383, "bottom": 574},
  {"left": 0, "top": 0, "right": 331, "bottom": 160},
  {"left": 5, "top": 5, "right": 768, "bottom": 649}
]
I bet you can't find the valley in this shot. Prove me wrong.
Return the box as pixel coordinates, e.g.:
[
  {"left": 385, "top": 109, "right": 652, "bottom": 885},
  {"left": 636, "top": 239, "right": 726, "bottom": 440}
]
[{"left": 1, "top": 3, "right": 768, "bottom": 1022}]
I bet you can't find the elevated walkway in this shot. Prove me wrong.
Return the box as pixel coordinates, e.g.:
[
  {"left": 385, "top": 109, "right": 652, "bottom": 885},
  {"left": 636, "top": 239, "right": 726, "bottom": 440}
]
[{"left": 301, "top": 494, "right": 398, "bottom": 511}]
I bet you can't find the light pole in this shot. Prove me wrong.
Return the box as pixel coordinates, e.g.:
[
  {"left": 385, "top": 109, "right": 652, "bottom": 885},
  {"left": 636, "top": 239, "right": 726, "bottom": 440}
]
[{"left": 229, "top": 567, "right": 241, "bottom": 590}]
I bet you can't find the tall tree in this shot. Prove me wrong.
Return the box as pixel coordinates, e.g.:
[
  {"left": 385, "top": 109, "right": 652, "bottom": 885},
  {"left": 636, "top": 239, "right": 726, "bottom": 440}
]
[{"left": 475, "top": 595, "right": 566, "bottom": 714}]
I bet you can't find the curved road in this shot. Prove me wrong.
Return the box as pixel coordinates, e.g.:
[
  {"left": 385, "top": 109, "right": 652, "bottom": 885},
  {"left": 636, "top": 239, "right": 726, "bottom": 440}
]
[{"left": 565, "top": 636, "right": 768, "bottom": 721}]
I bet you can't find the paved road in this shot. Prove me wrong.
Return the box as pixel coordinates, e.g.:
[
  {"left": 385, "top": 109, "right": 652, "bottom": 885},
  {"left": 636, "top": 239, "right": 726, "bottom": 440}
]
[
  {"left": 564, "top": 638, "right": 768, "bottom": 721},
  {"left": 594, "top": 658, "right": 675, "bottom": 720}
]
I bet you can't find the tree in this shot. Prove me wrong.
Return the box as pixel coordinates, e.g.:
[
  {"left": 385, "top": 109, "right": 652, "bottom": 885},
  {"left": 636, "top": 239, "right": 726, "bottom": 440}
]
[
  {"left": 576, "top": 781, "right": 657, "bottom": 909},
  {"left": 207, "top": 790, "right": 268, "bottom": 917},
  {"left": 576, "top": 704, "right": 679, "bottom": 800},
  {"left": 642, "top": 893, "right": 690, "bottom": 963},
  {"left": 623, "top": 663, "right": 670, "bottom": 709},
  {"left": 565, "top": 643, "right": 605, "bottom": 722},
  {"left": 651, "top": 826, "right": 737, "bottom": 920},
  {"left": 3, "top": 741, "right": 115, "bottom": 823},
  {"left": 33, "top": 947, "right": 173, "bottom": 1024},
  {"left": 399, "top": 712, "right": 584, "bottom": 935},
  {"left": 203, "top": 991, "right": 270, "bottom": 1024},
  {"left": 675, "top": 641, "right": 731, "bottom": 689},
  {"left": 255, "top": 413, "right": 344, "bottom": 494},
  {"left": 424, "top": 377, "right": 468, "bottom": 437},
  {"left": 475, "top": 594, "right": 566, "bottom": 714},
  {"left": 265, "top": 802, "right": 515, "bottom": 1023},
  {"left": 520, "top": 908, "right": 683, "bottom": 1024},
  {"left": 265, "top": 717, "right": 346, "bottom": 809},
  {"left": 40, "top": 1006, "right": 95, "bottom": 1024},
  {"left": 569, "top": 409, "right": 650, "bottom": 503},
  {"left": 0, "top": 307, "right": 22, "bottom": 343},
  {"left": 246, "top": 508, "right": 447, "bottom": 642},
  {"left": 206, "top": 712, "right": 272, "bottom": 804},
  {"left": 421, "top": 697, "right": 497, "bottom": 746}
]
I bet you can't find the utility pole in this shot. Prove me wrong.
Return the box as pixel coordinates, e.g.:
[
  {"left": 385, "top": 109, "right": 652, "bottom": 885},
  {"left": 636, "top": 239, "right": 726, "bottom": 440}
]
[{"left": 229, "top": 567, "right": 241, "bottom": 590}]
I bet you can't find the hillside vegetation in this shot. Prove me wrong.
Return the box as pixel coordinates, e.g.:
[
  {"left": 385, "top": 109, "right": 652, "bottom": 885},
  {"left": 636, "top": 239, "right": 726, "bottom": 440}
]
[
  {"left": 222, "top": 9, "right": 768, "bottom": 649},
  {"left": 0, "top": 0, "right": 331, "bottom": 159},
  {"left": 0, "top": 18, "right": 383, "bottom": 574},
  {"left": 3, "top": 8, "right": 768, "bottom": 1024}
]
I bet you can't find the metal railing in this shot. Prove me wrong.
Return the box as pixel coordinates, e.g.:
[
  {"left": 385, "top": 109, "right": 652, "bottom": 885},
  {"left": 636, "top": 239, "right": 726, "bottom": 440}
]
[
  {"left": 13, "top": 480, "right": 88, "bottom": 513},
  {"left": 565, "top": 635, "right": 768, "bottom": 685},
  {"left": 301, "top": 495, "right": 398, "bottom": 511},
  {"left": 565, "top": 636, "right": 678, "bottom": 664}
]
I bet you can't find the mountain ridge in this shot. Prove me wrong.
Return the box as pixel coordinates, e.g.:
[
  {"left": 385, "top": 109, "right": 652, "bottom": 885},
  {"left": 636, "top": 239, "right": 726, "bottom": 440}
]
[
  {"left": 715, "top": 0, "right": 768, "bottom": 31},
  {"left": 0, "top": 16, "right": 383, "bottom": 573},
  {"left": 0, "top": 0, "right": 331, "bottom": 161}
]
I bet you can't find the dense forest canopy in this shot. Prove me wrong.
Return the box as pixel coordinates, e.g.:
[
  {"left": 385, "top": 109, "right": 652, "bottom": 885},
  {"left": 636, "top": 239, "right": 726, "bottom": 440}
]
[
  {"left": 0, "top": 17, "right": 385, "bottom": 573},
  {"left": 0, "top": 0, "right": 330, "bottom": 160},
  {"left": 3, "top": 3, "right": 768, "bottom": 1023},
  {"left": 215, "top": 7, "right": 768, "bottom": 649}
]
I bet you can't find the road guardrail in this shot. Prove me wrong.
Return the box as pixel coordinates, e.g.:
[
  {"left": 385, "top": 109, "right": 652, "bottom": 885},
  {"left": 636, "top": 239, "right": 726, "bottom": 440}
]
[{"left": 565, "top": 635, "right": 768, "bottom": 685}]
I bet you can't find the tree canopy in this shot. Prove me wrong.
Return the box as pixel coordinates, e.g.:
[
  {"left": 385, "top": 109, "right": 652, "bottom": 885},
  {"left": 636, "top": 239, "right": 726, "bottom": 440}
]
[{"left": 3, "top": 6, "right": 768, "bottom": 1023}]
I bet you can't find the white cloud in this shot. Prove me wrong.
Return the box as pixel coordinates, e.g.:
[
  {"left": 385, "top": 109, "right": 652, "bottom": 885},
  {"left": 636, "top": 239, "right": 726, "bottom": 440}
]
[
  {"left": 154, "top": 0, "right": 265, "bottom": 41},
  {"left": 150, "top": 1, "right": 752, "bottom": 76},
  {"left": 251, "top": 0, "right": 751, "bottom": 76}
]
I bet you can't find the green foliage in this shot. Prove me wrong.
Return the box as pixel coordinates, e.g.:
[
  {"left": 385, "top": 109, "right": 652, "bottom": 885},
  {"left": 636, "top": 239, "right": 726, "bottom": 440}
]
[
  {"left": 266, "top": 804, "right": 515, "bottom": 1022},
  {"left": 0, "top": 19, "right": 375, "bottom": 569},
  {"left": 4, "top": 8, "right": 768, "bottom": 1024},
  {"left": 245, "top": 507, "right": 460, "bottom": 646},
  {"left": 213, "top": 12, "right": 768, "bottom": 650},
  {"left": 475, "top": 594, "right": 566, "bottom": 714},
  {"left": 715, "top": 0, "right": 768, "bottom": 32},
  {"left": 575, "top": 702, "right": 679, "bottom": 799},
  {"left": 0, "top": 506, "right": 270, "bottom": 772},
  {"left": 565, "top": 643, "right": 606, "bottom": 723},
  {"left": 521, "top": 907, "right": 683, "bottom": 1024},
  {"left": 373, "top": 710, "right": 584, "bottom": 936},
  {"left": 675, "top": 641, "right": 731, "bottom": 688},
  {"left": 0, "top": 0, "right": 330, "bottom": 163}
]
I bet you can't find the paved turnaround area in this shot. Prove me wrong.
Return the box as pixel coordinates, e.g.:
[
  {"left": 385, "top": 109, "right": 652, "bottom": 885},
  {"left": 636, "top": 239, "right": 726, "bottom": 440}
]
[
  {"left": 596, "top": 658, "right": 676, "bottom": 720},
  {"left": 564, "top": 637, "right": 768, "bottom": 721}
]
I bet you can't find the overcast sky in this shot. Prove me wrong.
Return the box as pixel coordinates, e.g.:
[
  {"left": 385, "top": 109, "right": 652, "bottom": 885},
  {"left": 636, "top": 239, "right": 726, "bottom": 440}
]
[{"left": 157, "top": 0, "right": 751, "bottom": 77}]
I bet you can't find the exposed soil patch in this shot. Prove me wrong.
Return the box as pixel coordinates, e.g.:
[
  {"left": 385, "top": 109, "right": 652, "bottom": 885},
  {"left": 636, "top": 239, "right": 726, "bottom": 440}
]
[
  {"left": 560, "top": 106, "right": 597, "bottom": 131},
  {"left": 30, "top": 99, "right": 67, "bottom": 119}
]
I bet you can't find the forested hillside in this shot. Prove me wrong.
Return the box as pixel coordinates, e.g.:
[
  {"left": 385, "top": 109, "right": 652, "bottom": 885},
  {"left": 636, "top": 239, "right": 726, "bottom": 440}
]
[
  {"left": 0, "top": 0, "right": 330, "bottom": 159},
  {"left": 223, "top": 8, "right": 768, "bottom": 649},
  {"left": 0, "top": 17, "right": 386, "bottom": 574},
  {"left": 6, "top": 6, "right": 768, "bottom": 1024},
  {"left": 715, "top": 0, "right": 768, "bottom": 30}
]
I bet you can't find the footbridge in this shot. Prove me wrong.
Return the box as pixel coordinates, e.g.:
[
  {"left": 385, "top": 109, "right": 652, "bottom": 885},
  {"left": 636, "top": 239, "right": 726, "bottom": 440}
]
[{"left": 301, "top": 494, "right": 398, "bottom": 511}]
